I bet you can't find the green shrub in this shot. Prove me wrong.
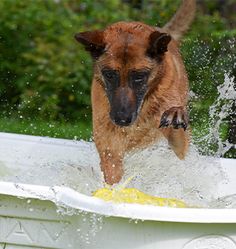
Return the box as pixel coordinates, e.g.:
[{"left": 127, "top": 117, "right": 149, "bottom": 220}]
[{"left": 0, "top": 0, "right": 131, "bottom": 122}]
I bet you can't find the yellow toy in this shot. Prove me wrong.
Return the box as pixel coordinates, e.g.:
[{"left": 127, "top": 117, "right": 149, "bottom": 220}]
[{"left": 93, "top": 187, "right": 187, "bottom": 208}]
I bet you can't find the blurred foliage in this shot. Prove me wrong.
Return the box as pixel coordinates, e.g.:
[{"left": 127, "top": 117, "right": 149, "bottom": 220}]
[
  {"left": 0, "top": 0, "right": 235, "bottom": 155},
  {"left": 0, "top": 0, "right": 131, "bottom": 122}
]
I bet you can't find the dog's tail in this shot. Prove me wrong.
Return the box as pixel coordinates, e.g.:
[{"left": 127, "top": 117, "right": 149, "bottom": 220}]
[{"left": 163, "top": 0, "right": 196, "bottom": 41}]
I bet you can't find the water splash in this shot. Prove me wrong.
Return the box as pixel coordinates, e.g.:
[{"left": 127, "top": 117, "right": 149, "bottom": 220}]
[
  {"left": 210, "top": 194, "right": 236, "bottom": 209},
  {"left": 122, "top": 141, "right": 224, "bottom": 207},
  {"left": 195, "top": 74, "right": 235, "bottom": 157}
]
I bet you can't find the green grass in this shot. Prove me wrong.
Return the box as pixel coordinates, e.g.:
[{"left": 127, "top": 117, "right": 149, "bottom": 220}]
[
  {"left": 0, "top": 116, "right": 234, "bottom": 158},
  {"left": 0, "top": 117, "right": 92, "bottom": 140}
]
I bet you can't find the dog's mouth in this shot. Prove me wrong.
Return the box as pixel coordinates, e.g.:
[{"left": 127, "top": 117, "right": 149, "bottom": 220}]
[{"left": 110, "top": 111, "right": 137, "bottom": 127}]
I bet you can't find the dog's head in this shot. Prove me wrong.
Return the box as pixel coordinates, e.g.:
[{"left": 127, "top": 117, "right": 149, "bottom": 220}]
[{"left": 75, "top": 22, "right": 171, "bottom": 127}]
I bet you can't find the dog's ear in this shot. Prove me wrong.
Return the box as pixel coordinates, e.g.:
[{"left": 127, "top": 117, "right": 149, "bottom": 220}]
[
  {"left": 147, "top": 31, "right": 171, "bottom": 58},
  {"left": 75, "top": 30, "right": 105, "bottom": 59}
]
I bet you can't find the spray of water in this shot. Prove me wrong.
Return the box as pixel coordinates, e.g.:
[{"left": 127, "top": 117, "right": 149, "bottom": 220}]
[
  {"left": 122, "top": 141, "right": 224, "bottom": 207},
  {"left": 195, "top": 74, "right": 236, "bottom": 157}
]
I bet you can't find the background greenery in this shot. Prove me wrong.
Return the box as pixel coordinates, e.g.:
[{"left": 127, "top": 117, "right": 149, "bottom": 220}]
[{"left": 0, "top": 0, "right": 235, "bottom": 157}]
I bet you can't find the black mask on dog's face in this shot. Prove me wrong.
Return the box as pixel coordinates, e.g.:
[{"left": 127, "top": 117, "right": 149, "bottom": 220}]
[{"left": 102, "top": 68, "right": 149, "bottom": 127}]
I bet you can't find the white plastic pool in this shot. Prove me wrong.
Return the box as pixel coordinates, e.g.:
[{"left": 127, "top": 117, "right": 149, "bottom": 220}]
[{"left": 0, "top": 132, "right": 235, "bottom": 249}]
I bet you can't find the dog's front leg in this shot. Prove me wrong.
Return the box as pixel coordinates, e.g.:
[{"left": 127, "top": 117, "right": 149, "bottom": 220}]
[
  {"left": 159, "top": 106, "right": 190, "bottom": 159},
  {"left": 161, "top": 127, "right": 190, "bottom": 159},
  {"left": 99, "top": 148, "right": 124, "bottom": 185},
  {"left": 94, "top": 128, "right": 125, "bottom": 184}
]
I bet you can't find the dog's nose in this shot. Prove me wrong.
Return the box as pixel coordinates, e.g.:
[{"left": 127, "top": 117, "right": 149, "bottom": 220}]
[
  {"left": 114, "top": 117, "right": 132, "bottom": 126},
  {"left": 113, "top": 111, "right": 134, "bottom": 126}
]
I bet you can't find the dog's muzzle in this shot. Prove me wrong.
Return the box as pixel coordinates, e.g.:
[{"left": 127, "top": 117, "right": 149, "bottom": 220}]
[{"left": 110, "top": 111, "right": 137, "bottom": 127}]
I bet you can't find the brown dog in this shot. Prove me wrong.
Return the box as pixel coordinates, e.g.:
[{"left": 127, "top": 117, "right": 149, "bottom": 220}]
[{"left": 75, "top": 0, "right": 196, "bottom": 185}]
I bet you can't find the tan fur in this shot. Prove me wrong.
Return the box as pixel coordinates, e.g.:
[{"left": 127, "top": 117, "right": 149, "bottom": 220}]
[
  {"left": 76, "top": 1, "right": 196, "bottom": 184},
  {"left": 163, "top": 0, "right": 196, "bottom": 41}
]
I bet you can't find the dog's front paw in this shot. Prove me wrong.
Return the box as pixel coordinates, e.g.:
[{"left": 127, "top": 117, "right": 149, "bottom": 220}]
[{"left": 159, "top": 106, "right": 188, "bottom": 130}]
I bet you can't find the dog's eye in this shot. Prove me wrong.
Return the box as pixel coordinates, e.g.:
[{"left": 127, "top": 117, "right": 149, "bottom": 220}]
[
  {"left": 102, "top": 70, "right": 118, "bottom": 82},
  {"left": 130, "top": 72, "right": 148, "bottom": 87},
  {"left": 134, "top": 74, "right": 146, "bottom": 83}
]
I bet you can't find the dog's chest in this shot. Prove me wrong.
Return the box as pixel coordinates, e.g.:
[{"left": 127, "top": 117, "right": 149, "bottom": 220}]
[{"left": 125, "top": 119, "right": 163, "bottom": 151}]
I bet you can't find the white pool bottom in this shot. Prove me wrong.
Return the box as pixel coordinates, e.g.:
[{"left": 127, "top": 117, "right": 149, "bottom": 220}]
[{"left": 0, "top": 132, "right": 235, "bottom": 249}]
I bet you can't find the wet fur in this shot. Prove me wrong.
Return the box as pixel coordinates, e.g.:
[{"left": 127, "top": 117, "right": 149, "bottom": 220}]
[{"left": 75, "top": 0, "right": 196, "bottom": 184}]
